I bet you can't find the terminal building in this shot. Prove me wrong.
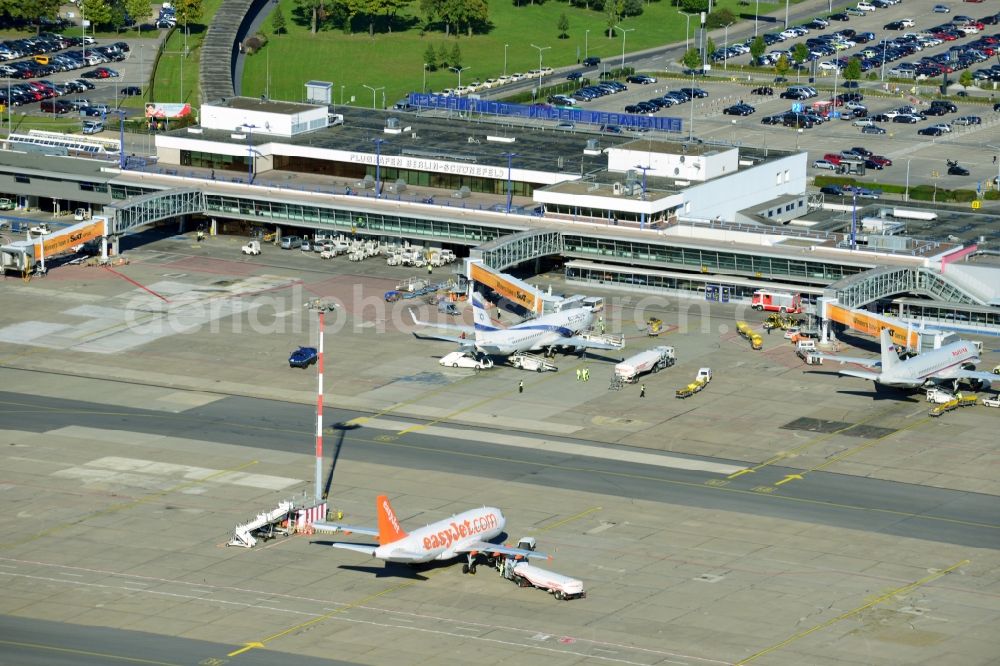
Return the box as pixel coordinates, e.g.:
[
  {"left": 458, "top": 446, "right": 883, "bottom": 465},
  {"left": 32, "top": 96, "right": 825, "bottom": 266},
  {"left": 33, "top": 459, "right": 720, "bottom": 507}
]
[{"left": 1, "top": 96, "right": 998, "bottom": 337}]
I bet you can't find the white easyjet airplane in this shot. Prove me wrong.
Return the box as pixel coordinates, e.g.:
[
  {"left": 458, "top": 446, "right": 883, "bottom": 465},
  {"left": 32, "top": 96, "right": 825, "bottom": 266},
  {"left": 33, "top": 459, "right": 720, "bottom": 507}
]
[
  {"left": 410, "top": 292, "right": 622, "bottom": 357},
  {"left": 825, "top": 328, "right": 995, "bottom": 390},
  {"left": 312, "top": 495, "right": 548, "bottom": 574}
]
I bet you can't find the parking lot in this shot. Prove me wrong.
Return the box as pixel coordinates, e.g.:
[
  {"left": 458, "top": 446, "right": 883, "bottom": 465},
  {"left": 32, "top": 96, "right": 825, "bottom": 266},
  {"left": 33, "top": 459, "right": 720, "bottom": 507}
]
[
  {"left": 557, "top": 0, "right": 1000, "bottom": 194},
  {"left": 0, "top": 24, "right": 166, "bottom": 127}
]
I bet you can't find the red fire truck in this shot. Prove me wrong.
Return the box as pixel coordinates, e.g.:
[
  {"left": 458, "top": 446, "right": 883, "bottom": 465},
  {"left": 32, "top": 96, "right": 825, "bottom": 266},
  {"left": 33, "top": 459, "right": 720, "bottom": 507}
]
[{"left": 751, "top": 290, "right": 802, "bottom": 314}]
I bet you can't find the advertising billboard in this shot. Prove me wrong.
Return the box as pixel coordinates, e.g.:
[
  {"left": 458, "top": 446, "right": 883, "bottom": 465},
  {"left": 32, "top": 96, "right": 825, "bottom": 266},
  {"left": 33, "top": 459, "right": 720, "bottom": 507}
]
[{"left": 144, "top": 102, "right": 193, "bottom": 119}]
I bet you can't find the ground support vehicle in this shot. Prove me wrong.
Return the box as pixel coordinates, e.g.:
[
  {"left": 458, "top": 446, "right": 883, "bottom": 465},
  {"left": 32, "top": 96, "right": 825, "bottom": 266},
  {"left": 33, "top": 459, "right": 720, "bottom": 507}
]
[
  {"left": 510, "top": 352, "right": 557, "bottom": 372},
  {"left": 982, "top": 396, "right": 1000, "bottom": 408},
  {"left": 796, "top": 340, "right": 822, "bottom": 364},
  {"left": 736, "top": 321, "right": 763, "bottom": 350},
  {"left": 930, "top": 393, "right": 978, "bottom": 417},
  {"left": 614, "top": 346, "right": 675, "bottom": 383},
  {"left": 676, "top": 368, "right": 712, "bottom": 398},
  {"left": 577, "top": 332, "right": 625, "bottom": 350},
  {"left": 751, "top": 290, "right": 802, "bottom": 313},
  {"left": 241, "top": 240, "right": 261, "bottom": 255},
  {"left": 496, "top": 556, "right": 585, "bottom": 601},
  {"left": 763, "top": 313, "right": 805, "bottom": 330},
  {"left": 646, "top": 317, "right": 664, "bottom": 336}
]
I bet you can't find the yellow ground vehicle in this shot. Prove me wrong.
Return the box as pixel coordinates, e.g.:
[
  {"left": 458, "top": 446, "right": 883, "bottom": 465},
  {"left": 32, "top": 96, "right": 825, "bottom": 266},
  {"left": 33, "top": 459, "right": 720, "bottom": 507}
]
[{"left": 646, "top": 317, "right": 663, "bottom": 336}]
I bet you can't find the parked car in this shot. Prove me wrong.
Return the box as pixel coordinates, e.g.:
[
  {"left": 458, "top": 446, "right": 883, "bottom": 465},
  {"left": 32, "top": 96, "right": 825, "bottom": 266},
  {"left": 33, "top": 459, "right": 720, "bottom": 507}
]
[
  {"left": 751, "top": 86, "right": 774, "bottom": 95},
  {"left": 288, "top": 346, "right": 318, "bottom": 369},
  {"left": 120, "top": 86, "right": 141, "bottom": 96},
  {"left": 723, "top": 103, "right": 755, "bottom": 115},
  {"left": 933, "top": 4, "right": 951, "bottom": 12},
  {"left": 813, "top": 159, "right": 838, "bottom": 169},
  {"left": 626, "top": 74, "right": 656, "bottom": 84},
  {"left": 279, "top": 235, "right": 303, "bottom": 249},
  {"left": 439, "top": 351, "right": 493, "bottom": 371},
  {"left": 953, "top": 115, "right": 981, "bottom": 125}
]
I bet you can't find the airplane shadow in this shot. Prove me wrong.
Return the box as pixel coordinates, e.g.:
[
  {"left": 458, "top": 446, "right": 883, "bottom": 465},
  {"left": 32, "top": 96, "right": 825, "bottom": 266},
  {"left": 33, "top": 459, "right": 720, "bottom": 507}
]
[
  {"left": 837, "top": 388, "right": 920, "bottom": 402},
  {"left": 335, "top": 559, "right": 458, "bottom": 580}
]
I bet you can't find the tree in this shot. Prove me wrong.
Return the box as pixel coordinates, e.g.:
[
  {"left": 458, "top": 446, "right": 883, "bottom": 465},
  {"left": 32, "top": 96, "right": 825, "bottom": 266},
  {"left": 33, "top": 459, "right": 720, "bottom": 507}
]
[
  {"left": 749, "top": 35, "right": 765, "bottom": 64},
  {"left": 437, "top": 43, "right": 449, "bottom": 68},
  {"left": 295, "top": 0, "right": 328, "bottom": 34},
  {"left": 959, "top": 69, "right": 973, "bottom": 89},
  {"left": 422, "top": 0, "right": 488, "bottom": 36},
  {"left": 557, "top": 13, "right": 569, "bottom": 39},
  {"left": 792, "top": 42, "right": 809, "bottom": 67},
  {"left": 621, "top": 0, "right": 642, "bottom": 17},
  {"left": 605, "top": 0, "right": 622, "bottom": 37},
  {"left": 450, "top": 41, "right": 461, "bottom": 68},
  {"left": 680, "top": 0, "right": 707, "bottom": 11},
  {"left": 423, "top": 44, "right": 438, "bottom": 70},
  {"left": 844, "top": 57, "right": 861, "bottom": 81},
  {"left": 341, "top": 0, "right": 413, "bottom": 36},
  {"left": 774, "top": 54, "right": 790, "bottom": 77},
  {"left": 706, "top": 37, "right": 715, "bottom": 58},
  {"left": 705, "top": 8, "right": 736, "bottom": 30},
  {"left": 4, "top": 0, "right": 63, "bottom": 32},
  {"left": 173, "top": 0, "right": 203, "bottom": 26},
  {"left": 681, "top": 47, "right": 700, "bottom": 70},
  {"left": 80, "top": 0, "right": 114, "bottom": 29},
  {"left": 124, "top": 0, "right": 152, "bottom": 31},
  {"left": 271, "top": 4, "right": 287, "bottom": 34}
]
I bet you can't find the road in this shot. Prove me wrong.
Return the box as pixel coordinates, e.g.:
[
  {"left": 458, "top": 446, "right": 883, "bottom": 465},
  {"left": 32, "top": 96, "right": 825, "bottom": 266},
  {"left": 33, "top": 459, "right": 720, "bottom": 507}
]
[
  {"left": 0, "top": 615, "right": 345, "bottom": 666},
  {"left": 3, "top": 389, "right": 997, "bottom": 550}
]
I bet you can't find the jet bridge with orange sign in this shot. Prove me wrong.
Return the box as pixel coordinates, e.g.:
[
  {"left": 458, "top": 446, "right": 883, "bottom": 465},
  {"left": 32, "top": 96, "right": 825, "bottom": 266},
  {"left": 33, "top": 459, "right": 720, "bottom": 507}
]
[
  {"left": 821, "top": 299, "right": 920, "bottom": 351},
  {"left": 0, "top": 216, "right": 109, "bottom": 274},
  {"left": 467, "top": 258, "right": 548, "bottom": 316}
]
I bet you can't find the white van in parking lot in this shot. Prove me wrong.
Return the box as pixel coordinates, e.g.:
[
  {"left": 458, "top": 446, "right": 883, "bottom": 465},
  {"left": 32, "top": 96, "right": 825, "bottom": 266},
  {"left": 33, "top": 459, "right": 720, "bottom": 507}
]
[{"left": 279, "top": 235, "right": 302, "bottom": 249}]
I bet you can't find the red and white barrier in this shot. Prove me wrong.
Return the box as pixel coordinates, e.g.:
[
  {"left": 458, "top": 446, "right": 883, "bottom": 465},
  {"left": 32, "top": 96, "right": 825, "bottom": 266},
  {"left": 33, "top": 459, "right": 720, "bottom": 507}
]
[{"left": 297, "top": 502, "right": 328, "bottom": 532}]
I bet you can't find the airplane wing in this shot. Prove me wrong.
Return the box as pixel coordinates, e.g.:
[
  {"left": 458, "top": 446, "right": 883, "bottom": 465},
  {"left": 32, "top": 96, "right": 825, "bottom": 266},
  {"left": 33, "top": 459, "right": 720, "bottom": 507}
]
[
  {"left": 838, "top": 369, "right": 884, "bottom": 382},
  {"left": 557, "top": 335, "right": 625, "bottom": 351},
  {"left": 312, "top": 521, "right": 380, "bottom": 537},
  {"left": 816, "top": 354, "right": 881, "bottom": 368},
  {"left": 941, "top": 368, "right": 996, "bottom": 387},
  {"left": 456, "top": 540, "right": 551, "bottom": 562},
  {"left": 330, "top": 542, "right": 378, "bottom": 556},
  {"left": 412, "top": 331, "right": 476, "bottom": 349},
  {"left": 409, "top": 309, "right": 474, "bottom": 335}
]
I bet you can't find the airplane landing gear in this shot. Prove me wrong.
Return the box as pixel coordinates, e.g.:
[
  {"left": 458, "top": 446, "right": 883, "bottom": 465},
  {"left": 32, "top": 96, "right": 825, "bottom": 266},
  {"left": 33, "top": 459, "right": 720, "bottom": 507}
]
[{"left": 462, "top": 553, "right": 477, "bottom": 574}]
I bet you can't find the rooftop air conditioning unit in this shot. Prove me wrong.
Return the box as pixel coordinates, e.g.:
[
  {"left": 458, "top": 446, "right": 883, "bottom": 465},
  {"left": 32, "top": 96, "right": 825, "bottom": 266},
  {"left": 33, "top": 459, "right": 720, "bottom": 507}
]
[{"left": 612, "top": 182, "right": 622, "bottom": 195}]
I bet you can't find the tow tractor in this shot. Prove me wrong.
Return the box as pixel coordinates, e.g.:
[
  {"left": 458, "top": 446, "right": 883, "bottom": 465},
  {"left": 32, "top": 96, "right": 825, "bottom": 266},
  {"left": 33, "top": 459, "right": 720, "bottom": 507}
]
[
  {"left": 646, "top": 317, "right": 664, "bottom": 336},
  {"left": 676, "top": 368, "right": 712, "bottom": 398},
  {"left": 241, "top": 240, "right": 261, "bottom": 255}
]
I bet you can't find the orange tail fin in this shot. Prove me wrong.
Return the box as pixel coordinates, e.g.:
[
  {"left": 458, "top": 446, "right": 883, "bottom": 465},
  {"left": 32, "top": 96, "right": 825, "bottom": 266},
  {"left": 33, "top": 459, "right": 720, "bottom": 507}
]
[{"left": 376, "top": 495, "right": 407, "bottom": 544}]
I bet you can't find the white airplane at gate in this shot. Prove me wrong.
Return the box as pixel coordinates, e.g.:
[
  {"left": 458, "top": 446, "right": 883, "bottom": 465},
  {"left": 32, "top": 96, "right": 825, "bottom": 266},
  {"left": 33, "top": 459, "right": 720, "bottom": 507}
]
[
  {"left": 410, "top": 292, "right": 622, "bottom": 356},
  {"left": 825, "top": 328, "right": 995, "bottom": 390},
  {"left": 312, "top": 495, "right": 548, "bottom": 573}
]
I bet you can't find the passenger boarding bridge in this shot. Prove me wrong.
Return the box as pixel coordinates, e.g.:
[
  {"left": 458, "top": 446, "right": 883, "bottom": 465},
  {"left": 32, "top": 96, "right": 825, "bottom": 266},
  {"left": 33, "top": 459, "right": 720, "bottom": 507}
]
[{"left": 4, "top": 165, "right": 999, "bottom": 334}]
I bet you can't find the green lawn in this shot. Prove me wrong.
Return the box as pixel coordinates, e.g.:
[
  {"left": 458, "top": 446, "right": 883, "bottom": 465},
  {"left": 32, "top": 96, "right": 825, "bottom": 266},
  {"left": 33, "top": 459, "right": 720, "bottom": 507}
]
[{"left": 241, "top": 0, "right": 757, "bottom": 106}]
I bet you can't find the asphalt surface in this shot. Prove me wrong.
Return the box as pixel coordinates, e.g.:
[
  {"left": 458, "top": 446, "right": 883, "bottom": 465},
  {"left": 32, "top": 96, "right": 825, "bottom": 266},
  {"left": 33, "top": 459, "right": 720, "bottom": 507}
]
[
  {"left": 0, "top": 615, "right": 347, "bottom": 666},
  {"left": 3, "top": 388, "right": 998, "bottom": 550}
]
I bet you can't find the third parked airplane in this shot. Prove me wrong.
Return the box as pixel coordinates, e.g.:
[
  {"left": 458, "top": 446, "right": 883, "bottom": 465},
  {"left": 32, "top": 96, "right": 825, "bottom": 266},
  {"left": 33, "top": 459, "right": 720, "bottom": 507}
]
[{"left": 826, "top": 329, "right": 995, "bottom": 390}]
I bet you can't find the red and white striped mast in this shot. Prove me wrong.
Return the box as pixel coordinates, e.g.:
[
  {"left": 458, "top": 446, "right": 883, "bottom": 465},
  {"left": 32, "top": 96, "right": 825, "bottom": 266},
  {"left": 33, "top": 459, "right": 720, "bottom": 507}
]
[{"left": 314, "top": 306, "right": 325, "bottom": 503}]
